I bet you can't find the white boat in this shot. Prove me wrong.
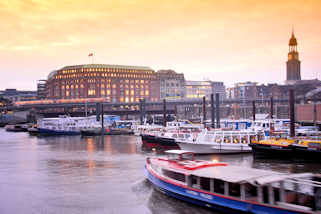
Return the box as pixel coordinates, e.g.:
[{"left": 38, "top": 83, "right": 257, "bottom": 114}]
[
  {"left": 37, "top": 115, "right": 120, "bottom": 136},
  {"left": 176, "top": 130, "right": 264, "bottom": 154}
]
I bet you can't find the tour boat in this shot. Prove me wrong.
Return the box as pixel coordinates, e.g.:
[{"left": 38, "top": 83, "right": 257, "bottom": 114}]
[
  {"left": 141, "top": 126, "right": 202, "bottom": 149},
  {"left": 176, "top": 130, "right": 264, "bottom": 154},
  {"left": 145, "top": 150, "right": 321, "bottom": 214},
  {"left": 37, "top": 115, "right": 121, "bottom": 136}
]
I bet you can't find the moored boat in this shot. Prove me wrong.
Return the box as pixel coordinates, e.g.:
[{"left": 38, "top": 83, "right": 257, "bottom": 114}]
[
  {"left": 27, "top": 124, "right": 38, "bottom": 135},
  {"left": 145, "top": 150, "right": 321, "bottom": 214},
  {"left": 5, "top": 124, "right": 25, "bottom": 132},
  {"left": 249, "top": 132, "right": 296, "bottom": 158},
  {"left": 81, "top": 127, "right": 134, "bottom": 136},
  {"left": 291, "top": 138, "right": 321, "bottom": 160},
  {"left": 177, "top": 130, "right": 263, "bottom": 154}
]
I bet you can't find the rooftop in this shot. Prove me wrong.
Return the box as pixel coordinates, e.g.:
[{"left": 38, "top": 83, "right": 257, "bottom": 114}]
[{"left": 59, "top": 64, "right": 153, "bottom": 71}]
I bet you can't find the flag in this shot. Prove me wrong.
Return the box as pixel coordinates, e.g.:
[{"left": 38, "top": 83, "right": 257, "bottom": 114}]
[{"left": 88, "top": 53, "right": 93, "bottom": 57}]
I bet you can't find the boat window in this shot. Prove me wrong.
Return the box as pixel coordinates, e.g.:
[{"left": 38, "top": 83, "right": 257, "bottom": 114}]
[
  {"left": 181, "top": 153, "right": 194, "bottom": 161},
  {"left": 215, "top": 135, "right": 222, "bottom": 143},
  {"left": 229, "top": 183, "right": 241, "bottom": 197},
  {"left": 223, "top": 136, "right": 230, "bottom": 143},
  {"left": 200, "top": 177, "right": 211, "bottom": 191},
  {"left": 250, "top": 135, "right": 257, "bottom": 143},
  {"left": 178, "top": 134, "right": 184, "bottom": 139},
  {"left": 232, "top": 136, "right": 240, "bottom": 144},
  {"left": 185, "top": 134, "right": 191, "bottom": 139},
  {"left": 241, "top": 136, "right": 248, "bottom": 144},
  {"left": 189, "top": 175, "right": 199, "bottom": 188},
  {"left": 244, "top": 183, "right": 257, "bottom": 198},
  {"left": 162, "top": 169, "right": 185, "bottom": 183},
  {"left": 172, "top": 134, "right": 178, "bottom": 138},
  {"left": 214, "top": 179, "right": 225, "bottom": 194}
]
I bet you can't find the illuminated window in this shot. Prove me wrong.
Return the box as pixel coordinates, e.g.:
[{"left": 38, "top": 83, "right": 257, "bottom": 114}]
[
  {"left": 120, "top": 97, "right": 124, "bottom": 102},
  {"left": 106, "top": 90, "right": 111, "bottom": 95},
  {"left": 112, "top": 84, "right": 116, "bottom": 89},
  {"left": 125, "top": 90, "right": 129, "bottom": 95},
  {"left": 140, "top": 91, "right": 144, "bottom": 96},
  {"left": 130, "top": 97, "right": 134, "bottom": 102},
  {"left": 131, "top": 90, "right": 134, "bottom": 95},
  {"left": 101, "top": 90, "right": 105, "bottom": 95},
  {"left": 125, "top": 97, "right": 129, "bottom": 103},
  {"left": 145, "top": 90, "right": 149, "bottom": 96},
  {"left": 101, "top": 84, "right": 105, "bottom": 88},
  {"left": 88, "top": 89, "right": 95, "bottom": 96}
]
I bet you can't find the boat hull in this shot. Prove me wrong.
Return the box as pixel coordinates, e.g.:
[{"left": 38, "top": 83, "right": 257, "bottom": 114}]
[
  {"left": 81, "top": 128, "right": 133, "bottom": 136},
  {"left": 141, "top": 134, "right": 179, "bottom": 147},
  {"left": 145, "top": 164, "right": 303, "bottom": 214},
  {"left": 38, "top": 128, "right": 80, "bottom": 136},
  {"left": 249, "top": 143, "right": 295, "bottom": 158},
  {"left": 291, "top": 145, "right": 321, "bottom": 160},
  {"left": 177, "top": 142, "right": 251, "bottom": 154}
]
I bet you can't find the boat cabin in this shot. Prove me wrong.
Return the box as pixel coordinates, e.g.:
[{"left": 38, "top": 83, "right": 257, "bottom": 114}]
[{"left": 165, "top": 150, "right": 195, "bottom": 161}]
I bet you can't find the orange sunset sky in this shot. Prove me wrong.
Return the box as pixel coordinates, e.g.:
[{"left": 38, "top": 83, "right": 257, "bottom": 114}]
[{"left": 1, "top": 0, "right": 321, "bottom": 90}]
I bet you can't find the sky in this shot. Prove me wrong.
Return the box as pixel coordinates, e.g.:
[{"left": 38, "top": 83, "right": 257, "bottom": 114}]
[{"left": 1, "top": 0, "right": 321, "bottom": 90}]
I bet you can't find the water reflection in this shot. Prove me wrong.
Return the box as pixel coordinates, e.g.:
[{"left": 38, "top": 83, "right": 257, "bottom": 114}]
[{"left": 2, "top": 129, "right": 321, "bottom": 214}]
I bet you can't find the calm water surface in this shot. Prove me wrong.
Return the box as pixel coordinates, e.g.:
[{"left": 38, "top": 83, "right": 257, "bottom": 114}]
[{"left": 0, "top": 128, "right": 321, "bottom": 214}]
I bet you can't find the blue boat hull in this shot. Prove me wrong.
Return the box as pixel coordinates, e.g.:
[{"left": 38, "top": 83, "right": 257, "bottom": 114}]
[
  {"left": 38, "top": 128, "right": 80, "bottom": 136},
  {"left": 145, "top": 165, "right": 306, "bottom": 214}
]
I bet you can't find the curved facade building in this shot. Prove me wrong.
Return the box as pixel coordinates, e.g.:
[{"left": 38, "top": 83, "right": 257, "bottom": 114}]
[{"left": 47, "top": 64, "right": 160, "bottom": 103}]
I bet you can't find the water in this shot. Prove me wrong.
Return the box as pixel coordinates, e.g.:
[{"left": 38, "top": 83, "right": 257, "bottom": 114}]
[{"left": 0, "top": 129, "right": 321, "bottom": 214}]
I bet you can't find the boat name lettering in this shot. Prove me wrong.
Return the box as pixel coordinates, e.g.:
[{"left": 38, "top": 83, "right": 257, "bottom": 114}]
[
  {"left": 186, "top": 190, "right": 198, "bottom": 196},
  {"left": 200, "top": 193, "right": 213, "bottom": 200}
]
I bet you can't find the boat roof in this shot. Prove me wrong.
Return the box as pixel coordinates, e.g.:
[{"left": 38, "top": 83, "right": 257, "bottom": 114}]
[
  {"left": 255, "top": 173, "right": 313, "bottom": 185},
  {"left": 165, "top": 150, "right": 194, "bottom": 155},
  {"left": 190, "top": 165, "right": 285, "bottom": 184}
]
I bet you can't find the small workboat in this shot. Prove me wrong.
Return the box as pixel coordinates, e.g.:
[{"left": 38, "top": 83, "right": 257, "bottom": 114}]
[
  {"left": 5, "top": 124, "right": 25, "bottom": 132},
  {"left": 291, "top": 138, "right": 321, "bottom": 160},
  {"left": 145, "top": 150, "right": 321, "bottom": 214}
]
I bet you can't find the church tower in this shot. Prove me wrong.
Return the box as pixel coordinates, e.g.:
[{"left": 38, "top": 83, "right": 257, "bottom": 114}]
[{"left": 286, "top": 30, "right": 301, "bottom": 83}]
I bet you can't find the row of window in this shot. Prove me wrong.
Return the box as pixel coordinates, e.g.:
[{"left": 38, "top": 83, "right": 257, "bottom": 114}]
[
  {"left": 55, "top": 84, "right": 150, "bottom": 91},
  {"left": 162, "top": 169, "right": 258, "bottom": 198},
  {"left": 55, "top": 73, "right": 155, "bottom": 79},
  {"left": 61, "top": 68, "right": 153, "bottom": 74}
]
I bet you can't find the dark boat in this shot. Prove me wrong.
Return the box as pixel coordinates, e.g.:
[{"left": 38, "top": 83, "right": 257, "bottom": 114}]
[
  {"left": 249, "top": 132, "right": 296, "bottom": 158},
  {"left": 291, "top": 139, "right": 321, "bottom": 160},
  {"left": 5, "top": 124, "right": 25, "bottom": 132},
  {"left": 81, "top": 127, "right": 133, "bottom": 136}
]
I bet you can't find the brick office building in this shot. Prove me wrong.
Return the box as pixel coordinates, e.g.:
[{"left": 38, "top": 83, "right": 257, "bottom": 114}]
[{"left": 46, "top": 64, "right": 160, "bottom": 103}]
